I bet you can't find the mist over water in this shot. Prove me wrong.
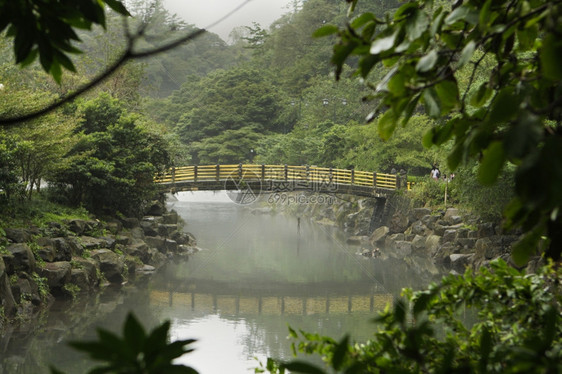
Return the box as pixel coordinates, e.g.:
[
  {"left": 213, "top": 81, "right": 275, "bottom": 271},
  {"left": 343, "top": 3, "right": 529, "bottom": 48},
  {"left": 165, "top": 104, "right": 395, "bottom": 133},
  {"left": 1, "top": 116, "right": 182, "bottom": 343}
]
[{"left": 1, "top": 191, "right": 433, "bottom": 373}]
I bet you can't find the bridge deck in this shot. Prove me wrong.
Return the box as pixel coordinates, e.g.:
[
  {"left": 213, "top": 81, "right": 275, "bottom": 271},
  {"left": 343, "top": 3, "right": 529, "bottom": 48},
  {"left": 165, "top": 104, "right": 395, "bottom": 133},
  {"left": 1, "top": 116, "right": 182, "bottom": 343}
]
[{"left": 155, "top": 164, "right": 406, "bottom": 197}]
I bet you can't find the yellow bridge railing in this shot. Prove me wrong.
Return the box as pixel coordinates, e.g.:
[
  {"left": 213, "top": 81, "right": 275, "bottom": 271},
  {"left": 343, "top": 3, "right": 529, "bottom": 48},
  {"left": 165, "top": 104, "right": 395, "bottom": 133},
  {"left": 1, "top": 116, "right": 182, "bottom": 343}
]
[{"left": 155, "top": 164, "right": 405, "bottom": 191}]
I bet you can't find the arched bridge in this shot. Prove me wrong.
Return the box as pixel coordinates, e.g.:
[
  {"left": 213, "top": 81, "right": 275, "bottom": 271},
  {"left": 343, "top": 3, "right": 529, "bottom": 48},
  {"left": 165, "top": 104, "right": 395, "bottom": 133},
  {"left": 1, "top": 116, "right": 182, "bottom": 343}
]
[{"left": 155, "top": 164, "right": 409, "bottom": 197}]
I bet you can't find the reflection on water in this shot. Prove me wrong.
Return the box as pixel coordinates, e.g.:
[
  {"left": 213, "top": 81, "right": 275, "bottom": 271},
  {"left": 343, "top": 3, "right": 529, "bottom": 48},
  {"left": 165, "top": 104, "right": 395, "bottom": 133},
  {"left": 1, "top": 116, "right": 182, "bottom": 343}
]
[{"left": 1, "top": 191, "right": 437, "bottom": 373}]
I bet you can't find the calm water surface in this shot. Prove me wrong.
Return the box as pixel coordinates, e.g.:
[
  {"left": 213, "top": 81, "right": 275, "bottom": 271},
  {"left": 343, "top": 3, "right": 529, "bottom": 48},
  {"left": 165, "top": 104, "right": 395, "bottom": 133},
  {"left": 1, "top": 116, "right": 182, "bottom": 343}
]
[{"left": 1, "top": 192, "right": 436, "bottom": 373}]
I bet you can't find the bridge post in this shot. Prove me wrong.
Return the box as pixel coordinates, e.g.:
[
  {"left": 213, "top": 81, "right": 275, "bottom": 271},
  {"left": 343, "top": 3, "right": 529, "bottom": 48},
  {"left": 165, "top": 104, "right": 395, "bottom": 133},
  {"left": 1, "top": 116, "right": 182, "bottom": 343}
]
[
  {"left": 329, "top": 167, "right": 333, "bottom": 183},
  {"left": 373, "top": 172, "right": 377, "bottom": 188},
  {"left": 238, "top": 163, "right": 243, "bottom": 179},
  {"left": 284, "top": 164, "right": 288, "bottom": 181},
  {"left": 171, "top": 167, "right": 176, "bottom": 184},
  {"left": 395, "top": 174, "right": 400, "bottom": 189},
  {"left": 306, "top": 165, "right": 310, "bottom": 182},
  {"left": 261, "top": 164, "right": 265, "bottom": 180},
  {"left": 351, "top": 169, "right": 355, "bottom": 185},
  {"left": 194, "top": 165, "right": 198, "bottom": 182}
]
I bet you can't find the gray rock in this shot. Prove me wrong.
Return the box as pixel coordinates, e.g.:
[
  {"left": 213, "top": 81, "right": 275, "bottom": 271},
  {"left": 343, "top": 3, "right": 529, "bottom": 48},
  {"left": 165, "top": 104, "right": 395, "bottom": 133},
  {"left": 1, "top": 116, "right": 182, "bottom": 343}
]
[
  {"left": 448, "top": 254, "right": 473, "bottom": 273},
  {"left": 411, "top": 235, "right": 426, "bottom": 250},
  {"left": 413, "top": 208, "right": 431, "bottom": 220},
  {"left": 51, "top": 238, "right": 72, "bottom": 261},
  {"left": 6, "top": 243, "right": 36, "bottom": 273},
  {"left": 478, "top": 222, "right": 496, "bottom": 237},
  {"left": 425, "top": 235, "right": 441, "bottom": 257},
  {"left": 444, "top": 208, "right": 460, "bottom": 222},
  {"left": 4, "top": 228, "right": 32, "bottom": 243},
  {"left": 129, "top": 227, "right": 145, "bottom": 240},
  {"left": 71, "top": 257, "right": 99, "bottom": 288},
  {"left": 164, "top": 239, "right": 178, "bottom": 253},
  {"left": 457, "top": 238, "right": 477, "bottom": 251},
  {"left": 37, "top": 261, "right": 72, "bottom": 291},
  {"left": 140, "top": 221, "right": 159, "bottom": 237},
  {"left": 393, "top": 241, "right": 413, "bottom": 258},
  {"left": 79, "top": 236, "right": 108, "bottom": 251},
  {"left": 389, "top": 213, "right": 409, "bottom": 233},
  {"left": 145, "top": 236, "right": 165, "bottom": 252},
  {"left": 91, "top": 250, "right": 124, "bottom": 284},
  {"left": 442, "top": 229, "right": 458, "bottom": 244},
  {"left": 369, "top": 226, "right": 389, "bottom": 246},
  {"left": 70, "top": 269, "right": 91, "bottom": 292},
  {"left": 67, "top": 219, "right": 87, "bottom": 235},
  {"left": 410, "top": 221, "right": 432, "bottom": 236},
  {"left": 421, "top": 214, "right": 439, "bottom": 228},
  {"left": 115, "top": 235, "right": 130, "bottom": 246}
]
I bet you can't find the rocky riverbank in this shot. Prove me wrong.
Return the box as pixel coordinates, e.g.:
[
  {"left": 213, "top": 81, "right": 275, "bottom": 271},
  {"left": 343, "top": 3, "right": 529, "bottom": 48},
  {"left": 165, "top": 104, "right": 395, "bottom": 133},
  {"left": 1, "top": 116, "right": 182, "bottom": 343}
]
[
  {"left": 263, "top": 192, "right": 539, "bottom": 274},
  {"left": 0, "top": 199, "right": 198, "bottom": 331}
]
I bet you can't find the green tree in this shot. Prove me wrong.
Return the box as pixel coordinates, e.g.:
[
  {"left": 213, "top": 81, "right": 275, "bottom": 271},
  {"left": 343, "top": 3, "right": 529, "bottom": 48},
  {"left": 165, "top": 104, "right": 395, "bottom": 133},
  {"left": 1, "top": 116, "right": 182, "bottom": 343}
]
[
  {"left": 52, "top": 94, "right": 171, "bottom": 217},
  {"left": 0, "top": 132, "right": 24, "bottom": 204},
  {"left": 317, "top": 0, "right": 562, "bottom": 264}
]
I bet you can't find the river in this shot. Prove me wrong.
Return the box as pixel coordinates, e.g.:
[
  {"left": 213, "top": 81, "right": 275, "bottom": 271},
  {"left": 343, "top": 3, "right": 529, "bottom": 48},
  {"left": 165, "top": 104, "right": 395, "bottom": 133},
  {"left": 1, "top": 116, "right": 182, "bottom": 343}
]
[{"left": 0, "top": 192, "right": 437, "bottom": 373}]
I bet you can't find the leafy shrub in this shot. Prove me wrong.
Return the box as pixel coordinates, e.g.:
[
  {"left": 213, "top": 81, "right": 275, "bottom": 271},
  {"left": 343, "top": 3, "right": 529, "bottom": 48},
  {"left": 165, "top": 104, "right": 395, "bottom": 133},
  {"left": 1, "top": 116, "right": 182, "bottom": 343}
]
[{"left": 268, "top": 259, "right": 562, "bottom": 373}]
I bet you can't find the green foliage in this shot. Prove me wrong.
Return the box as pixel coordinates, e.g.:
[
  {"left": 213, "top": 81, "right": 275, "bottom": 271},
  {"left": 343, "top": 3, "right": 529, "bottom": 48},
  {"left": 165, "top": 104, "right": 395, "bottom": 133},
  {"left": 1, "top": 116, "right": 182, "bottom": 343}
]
[
  {"left": 0, "top": 0, "right": 130, "bottom": 83},
  {"left": 32, "top": 272, "right": 50, "bottom": 300},
  {"left": 409, "top": 177, "right": 457, "bottom": 208},
  {"left": 323, "top": 0, "right": 562, "bottom": 263},
  {"left": 62, "top": 284, "right": 81, "bottom": 300},
  {"left": 0, "top": 131, "right": 25, "bottom": 205},
  {"left": 51, "top": 93, "right": 171, "bottom": 217},
  {"left": 50, "top": 313, "right": 198, "bottom": 374},
  {"left": 454, "top": 163, "right": 516, "bottom": 221},
  {"left": 267, "top": 259, "right": 562, "bottom": 373}
]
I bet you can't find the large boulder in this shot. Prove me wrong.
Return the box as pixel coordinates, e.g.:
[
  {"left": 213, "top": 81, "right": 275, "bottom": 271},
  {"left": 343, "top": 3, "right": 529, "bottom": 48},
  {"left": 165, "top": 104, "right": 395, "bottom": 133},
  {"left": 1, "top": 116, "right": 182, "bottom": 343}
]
[
  {"left": 51, "top": 238, "right": 72, "bottom": 261},
  {"left": 70, "top": 269, "right": 92, "bottom": 292},
  {"left": 413, "top": 208, "right": 432, "bottom": 220},
  {"left": 157, "top": 224, "right": 178, "bottom": 238},
  {"left": 4, "top": 228, "right": 33, "bottom": 243},
  {"left": 171, "top": 231, "right": 197, "bottom": 246},
  {"left": 126, "top": 241, "right": 149, "bottom": 263},
  {"left": 392, "top": 241, "right": 413, "bottom": 258},
  {"left": 91, "top": 250, "right": 124, "bottom": 284},
  {"left": 389, "top": 213, "right": 409, "bottom": 233},
  {"left": 6, "top": 243, "right": 36, "bottom": 273},
  {"left": 11, "top": 274, "right": 41, "bottom": 306},
  {"left": 447, "top": 254, "right": 473, "bottom": 273},
  {"left": 37, "top": 261, "right": 72, "bottom": 292},
  {"left": 35, "top": 237, "right": 57, "bottom": 262},
  {"left": 425, "top": 235, "right": 442, "bottom": 257},
  {"left": 369, "top": 226, "right": 389, "bottom": 247},
  {"left": 144, "top": 236, "right": 166, "bottom": 252},
  {"left": 80, "top": 236, "right": 108, "bottom": 251},
  {"left": 442, "top": 229, "right": 458, "bottom": 244},
  {"left": 140, "top": 221, "right": 159, "bottom": 237},
  {"left": 71, "top": 257, "right": 99, "bottom": 288}
]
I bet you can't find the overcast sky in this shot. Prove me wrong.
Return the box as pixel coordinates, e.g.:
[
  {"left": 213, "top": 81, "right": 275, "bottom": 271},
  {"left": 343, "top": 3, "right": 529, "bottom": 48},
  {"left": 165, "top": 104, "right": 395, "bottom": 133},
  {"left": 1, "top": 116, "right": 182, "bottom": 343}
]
[{"left": 162, "top": 0, "right": 293, "bottom": 41}]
